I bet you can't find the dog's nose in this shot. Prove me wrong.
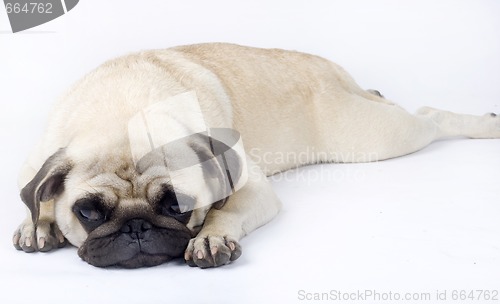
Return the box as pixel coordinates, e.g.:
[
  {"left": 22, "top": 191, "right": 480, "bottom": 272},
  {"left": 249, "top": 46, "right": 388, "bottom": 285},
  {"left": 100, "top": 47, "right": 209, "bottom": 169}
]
[{"left": 120, "top": 218, "right": 153, "bottom": 234}]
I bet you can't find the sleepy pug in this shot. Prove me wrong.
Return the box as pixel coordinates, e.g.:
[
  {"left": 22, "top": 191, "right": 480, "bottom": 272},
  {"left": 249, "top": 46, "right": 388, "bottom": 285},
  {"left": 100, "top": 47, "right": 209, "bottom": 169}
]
[{"left": 13, "top": 43, "right": 500, "bottom": 268}]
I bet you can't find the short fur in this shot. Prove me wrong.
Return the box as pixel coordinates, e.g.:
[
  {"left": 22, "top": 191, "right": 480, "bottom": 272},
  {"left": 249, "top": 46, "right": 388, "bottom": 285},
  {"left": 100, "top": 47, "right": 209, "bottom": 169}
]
[{"left": 13, "top": 43, "right": 500, "bottom": 268}]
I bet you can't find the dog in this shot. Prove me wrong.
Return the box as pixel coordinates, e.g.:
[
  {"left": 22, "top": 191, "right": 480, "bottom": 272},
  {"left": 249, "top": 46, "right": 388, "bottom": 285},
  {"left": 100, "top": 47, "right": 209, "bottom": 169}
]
[{"left": 12, "top": 43, "right": 500, "bottom": 268}]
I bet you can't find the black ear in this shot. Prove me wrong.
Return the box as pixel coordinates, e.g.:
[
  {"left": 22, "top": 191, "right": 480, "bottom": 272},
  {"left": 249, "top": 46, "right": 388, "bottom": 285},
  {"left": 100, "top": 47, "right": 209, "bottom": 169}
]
[
  {"left": 190, "top": 133, "right": 244, "bottom": 210},
  {"left": 20, "top": 149, "right": 72, "bottom": 224}
]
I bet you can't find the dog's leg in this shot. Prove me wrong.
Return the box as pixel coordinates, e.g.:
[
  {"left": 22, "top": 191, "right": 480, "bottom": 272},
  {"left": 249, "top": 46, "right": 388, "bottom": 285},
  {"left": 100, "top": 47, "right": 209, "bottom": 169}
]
[
  {"left": 13, "top": 160, "right": 67, "bottom": 252},
  {"left": 184, "top": 157, "right": 281, "bottom": 268},
  {"left": 416, "top": 107, "right": 500, "bottom": 139},
  {"left": 361, "top": 89, "right": 394, "bottom": 105},
  {"left": 317, "top": 95, "right": 500, "bottom": 162},
  {"left": 366, "top": 89, "right": 384, "bottom": 98}
]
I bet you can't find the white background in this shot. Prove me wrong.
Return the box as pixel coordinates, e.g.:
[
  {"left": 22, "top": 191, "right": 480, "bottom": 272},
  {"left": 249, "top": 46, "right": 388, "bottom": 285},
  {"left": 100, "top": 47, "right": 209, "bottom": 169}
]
[{"left": 0, "top": 1, "right": 499, "bottom": 303}]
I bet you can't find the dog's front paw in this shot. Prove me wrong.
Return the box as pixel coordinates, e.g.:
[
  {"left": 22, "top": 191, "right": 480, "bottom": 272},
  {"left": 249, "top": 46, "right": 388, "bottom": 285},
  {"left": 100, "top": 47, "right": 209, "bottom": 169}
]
[
  {"left": 184, "top": 235, "right": 242, "bottom": 268},
  {"left": 13, "top": 219, "right": 67, "bottom": 253}
]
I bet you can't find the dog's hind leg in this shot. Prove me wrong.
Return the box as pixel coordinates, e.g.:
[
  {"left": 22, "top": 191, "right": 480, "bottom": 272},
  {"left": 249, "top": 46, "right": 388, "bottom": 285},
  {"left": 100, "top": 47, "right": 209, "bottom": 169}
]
[
  {"left": 316, "top": 94, "right": 500, "bottom": 163},
  {"left": 416, "top": 107, "right": 500, "bottom": 139},
  {"left": 360, "top": 89, "right": 395, "bottom": 105},
  {"left": 366, "top": 89, "right": 384, "bottom": 98}
]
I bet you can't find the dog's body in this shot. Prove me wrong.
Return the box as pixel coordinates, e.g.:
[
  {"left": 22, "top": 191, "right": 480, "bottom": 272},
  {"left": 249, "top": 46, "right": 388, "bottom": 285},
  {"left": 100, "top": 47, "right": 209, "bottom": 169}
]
[{"left": 13, "top": 43, "right": 500, "bottom": 268}]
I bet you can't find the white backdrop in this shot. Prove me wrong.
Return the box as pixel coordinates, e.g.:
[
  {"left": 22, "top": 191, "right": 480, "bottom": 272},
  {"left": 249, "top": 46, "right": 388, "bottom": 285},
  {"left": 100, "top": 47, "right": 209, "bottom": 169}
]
[{"left": 1, "top": 1, "right": 499, "bottom": 303}]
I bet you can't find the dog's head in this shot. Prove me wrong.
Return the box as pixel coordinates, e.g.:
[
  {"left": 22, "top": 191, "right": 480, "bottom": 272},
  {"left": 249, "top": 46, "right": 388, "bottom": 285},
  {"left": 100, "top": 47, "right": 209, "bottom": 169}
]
[{"left": 20, "top": 129, "right": 245, "bottom": 268}]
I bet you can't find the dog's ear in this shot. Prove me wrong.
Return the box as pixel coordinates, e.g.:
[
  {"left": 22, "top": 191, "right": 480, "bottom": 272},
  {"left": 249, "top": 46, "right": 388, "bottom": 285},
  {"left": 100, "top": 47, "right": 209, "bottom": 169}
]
[
  {"left": 190, "top": 133, "right": 244, "bottom": 210},
  {"left": 20, "top": 149, "right": 72, "bottom": 224}
]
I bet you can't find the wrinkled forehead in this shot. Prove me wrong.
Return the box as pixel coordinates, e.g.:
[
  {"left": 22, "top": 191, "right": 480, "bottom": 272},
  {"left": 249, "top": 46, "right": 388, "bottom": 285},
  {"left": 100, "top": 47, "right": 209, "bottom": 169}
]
[{"left": 67, "top": 155, "right": 171, "bottom": 203}]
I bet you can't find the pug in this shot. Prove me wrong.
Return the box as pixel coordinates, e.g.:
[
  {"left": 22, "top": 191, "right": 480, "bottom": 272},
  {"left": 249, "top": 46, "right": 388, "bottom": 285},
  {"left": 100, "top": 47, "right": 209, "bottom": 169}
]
[{"left": 12, "top": 43, "right": 500, "bottom": 268}]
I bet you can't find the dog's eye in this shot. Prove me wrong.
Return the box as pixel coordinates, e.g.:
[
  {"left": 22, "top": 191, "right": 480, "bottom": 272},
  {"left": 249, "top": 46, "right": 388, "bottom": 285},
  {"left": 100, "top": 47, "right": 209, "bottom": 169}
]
[
  {"left": 162, "top": 202, "right": 189, "bottom": 216},
  {"left": 166, "top": 203, "right": 190, "bottom": 215},
  {"left": 73, "top": 197, "right": 107, "bottom": 227},
  {"left": 157, "top": 188, "right": 194, "bottom": 223},
  {"left": 79, "top": 208, "right": 103, "bottom": 221},
  {"left": 168, "top": 204, "right": 181, "bottom": 214}
]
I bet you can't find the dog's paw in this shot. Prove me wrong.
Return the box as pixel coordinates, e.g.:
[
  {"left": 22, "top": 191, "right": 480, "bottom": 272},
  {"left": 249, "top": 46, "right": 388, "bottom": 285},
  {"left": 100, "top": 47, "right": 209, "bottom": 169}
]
[
  {"left": 474, "top": 112, "right": 500, "bottom": 139},
  {"left": 13, "top": 219, "right": 67, "bottom": 253},
  {"left": 184, "top": 235, "right": 242, "bottom": 268},
  {"left": 367, "top": 89, "right": 384, "bottom": 98},
  {"left": 486, "top": 112, "right": 500, "bottom": 135}
]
